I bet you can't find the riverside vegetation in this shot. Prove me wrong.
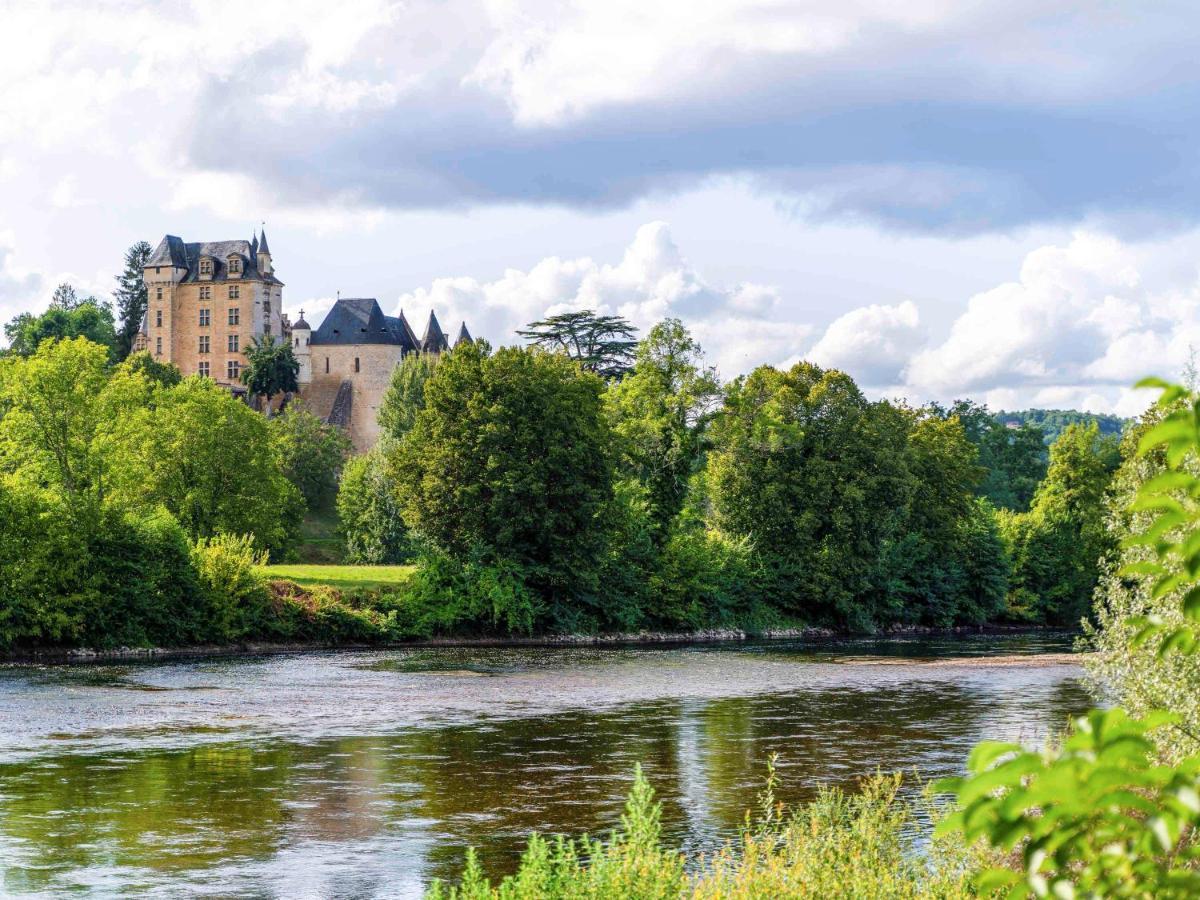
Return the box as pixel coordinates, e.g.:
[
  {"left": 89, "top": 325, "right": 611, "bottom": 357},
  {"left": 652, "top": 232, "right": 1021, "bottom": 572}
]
[
  {"left": 428, "top": 375, "right": 1200, "bottom": 897},
  {"left": 1, "top": 292, "right": 1126, "bottom": 649}
]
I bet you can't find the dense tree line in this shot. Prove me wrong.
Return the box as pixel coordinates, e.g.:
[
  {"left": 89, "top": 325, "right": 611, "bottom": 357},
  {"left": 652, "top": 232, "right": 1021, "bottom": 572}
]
[
  {"left": 0, "top": 338, "right": 350, "bottom": 648},
  {"left": 0, "top": 291, "right": 1128, "bottom": 646},
  {"left": 346, "top": 315, "right": 1123, "bottom": 635}
]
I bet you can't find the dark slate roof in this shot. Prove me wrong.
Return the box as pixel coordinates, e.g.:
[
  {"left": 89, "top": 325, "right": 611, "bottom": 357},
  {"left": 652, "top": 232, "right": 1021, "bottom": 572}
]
[
  {"left": 258, "top": 229, "right": 271, "bottom": 255},
  {"left": 293, "top": 312, "right": 311, "bottom": 330},
  {"left": 310, "top": 298, "right": 420, "bottom": 350},
  {"left": 250, "top": 233, "right": 259, "bottom": 258},
  {"left": 421, "top": 310, "right": 450, "bottom": 353},
  {"left": 454, "top": 321, "right": 472, "bottom": 346},
  {"left": 144, "top": 234, "right": 283, "bottom": 285}
]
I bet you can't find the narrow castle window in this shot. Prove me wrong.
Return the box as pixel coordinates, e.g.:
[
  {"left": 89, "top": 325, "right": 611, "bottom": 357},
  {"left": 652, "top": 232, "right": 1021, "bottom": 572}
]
[
  {"left": 155, "top": 336, "right": 162, "bottom": 355},
  {"left": 198, "top": 361, "right": 210, "bottom": 378},
  {"left": 155, "top": 309, "right": 162, "bottom": 328},
  {"left": 228, "top": 256, "right": 241, "bottom": 275},
  {"left": 199, "top": 259, "right": 212, "bottom": 277},
  {"left": 227, "top": 360, "right": 240, "bottom": 380},
  {"left": 199, "top": 286, "right": 211, "bottom": 300},
  {"left": 228, "top": 334, "right": 239, "bottom": 353},
  {"left": 355, "top": 357, "right": 360, "bottom": 373},
  {"left": 156, "top": 286, "right": 162, "bottom": 300},
  {"left": 228, "top": 307, "right": 239, "bottom": 326},
  {"left": 229, "top": 285, "right": 239, "bottom": 299},
  {"left": 199, "top": 308, "right": 210, "bottom": 326},
  {"left": 198, "top": 335, "right": 209, "bottom": 354},
  {"left": 325, "top": 357, "right": 330, "bottom": 374}
]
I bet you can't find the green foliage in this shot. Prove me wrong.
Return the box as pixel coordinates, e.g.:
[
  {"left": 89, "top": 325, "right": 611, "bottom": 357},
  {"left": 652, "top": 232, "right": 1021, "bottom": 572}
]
[
  {"left": 400, "top": 550, "right": 543, "bottom": 636},
  {"left": 940, "top": 375, "right": 1200, "bottom": 898},
  {"left": 269, "top": 406, "right": 352, "bottom": 510},
  {"left": 937, "top": 399, "right": 1048, "bottom": 511},
  {"left": 113, "top": 241, "right": 151, "bottom": 361},
  {"left": 119, "top": 350, "right": 181, "bottom": 388},
  {"left": 391, "top": 340, "right": 615, "bottom": 625},
  {"left": 379, "top": 351, "right": 438, "bottom": 441},
  {"left": 937, "top": 708, "right": 1200, "bottom": 898},
  {"left": 337, "top": 444, "right": 414, "bottom": 564},
  {"left": 997, "top": 407, "right": 1127, "bottom": 445},
  {"left": 241, "top": 333, "right": 300, "bottom": 410},
  {"left": 106, "top": 375, "right": 303, "bottom": 554},
  {"left": 430, "top": 767, "right": 975, "bottom": 900},
  {"left": 3, "top": 285, "right": 118, "bottom": 360},
  {"left": 190, "top": 533, "right": 271, "bottom": 642},
  {"left": 1001, "top": 424, "right": 1116, "bottom": 624},
  {"left": 606, "top": 318, "right": 721, "bottom": 536},
  {"left": 518, "top": 310, "right": 638, "bottom": 380}
]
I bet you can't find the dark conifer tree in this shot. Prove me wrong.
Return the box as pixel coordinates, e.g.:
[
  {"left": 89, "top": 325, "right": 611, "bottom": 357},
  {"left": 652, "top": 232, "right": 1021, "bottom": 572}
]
[{"left": 113, "top": 240, "right": 151, "bottom": 360}]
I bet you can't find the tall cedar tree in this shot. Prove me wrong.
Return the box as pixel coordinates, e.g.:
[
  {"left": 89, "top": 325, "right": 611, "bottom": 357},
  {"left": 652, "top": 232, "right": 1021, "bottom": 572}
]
[
  {"left": 113, "top": 241, "right": 151, "bottom": 360},
  {"left": 518, "top": 310, "right": 638, "bottom": 379},
  {"left": 241, "top": 334, "right": 300, "bottom": 415}
]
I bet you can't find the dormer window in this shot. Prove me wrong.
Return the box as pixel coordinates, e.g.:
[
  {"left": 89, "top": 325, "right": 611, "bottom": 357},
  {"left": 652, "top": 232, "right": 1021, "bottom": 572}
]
[
  {"left": 198, "top": 257, "right": 213, "bottom": 279},
  {"left": 227, "top": 255, "right": 242, "bottom": 277}
]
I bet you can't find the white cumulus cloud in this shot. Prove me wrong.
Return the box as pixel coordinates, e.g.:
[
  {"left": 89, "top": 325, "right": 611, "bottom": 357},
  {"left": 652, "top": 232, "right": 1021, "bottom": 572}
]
[
  {"left": 807, "top": 300, "right": 923, "bottom": 387},
  {"left": 384, "top": 222, "right": 811, "bottom": 376}
]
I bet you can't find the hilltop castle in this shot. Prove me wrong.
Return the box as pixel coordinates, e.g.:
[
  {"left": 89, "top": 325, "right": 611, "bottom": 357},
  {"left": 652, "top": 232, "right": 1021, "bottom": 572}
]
[{"left": 138, "top": 232, "right": 471, "bottom": 451}]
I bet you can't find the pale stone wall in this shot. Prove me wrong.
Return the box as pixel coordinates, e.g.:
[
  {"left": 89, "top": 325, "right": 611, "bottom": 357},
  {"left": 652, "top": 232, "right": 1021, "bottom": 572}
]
[
  {"left": 143, "top": 270, "right": 280, "bottom": 386},
  {"left": 300, "top": 343, "right": 406, "bottom": 451}
]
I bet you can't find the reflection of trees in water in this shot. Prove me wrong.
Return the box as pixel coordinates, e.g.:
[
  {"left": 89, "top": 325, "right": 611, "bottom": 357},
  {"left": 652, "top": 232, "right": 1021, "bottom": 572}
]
[
  {"left": 0, "top": 673, "right": 1089, "bottom": 893},
  {"left": 0, "top": 742, "right": 295, "bottom": 894}
]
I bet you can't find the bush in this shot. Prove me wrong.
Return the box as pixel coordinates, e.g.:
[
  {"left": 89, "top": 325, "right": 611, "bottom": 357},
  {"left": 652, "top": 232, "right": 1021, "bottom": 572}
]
[
  {"left": 400, "top": 550, "right": 544, "bottom": 637},
  {"left": 190, "top": 533, "right": 271, "bottom": 642},
  {"left": 429, "top": 765, "right": 975, "bottom": 899}
]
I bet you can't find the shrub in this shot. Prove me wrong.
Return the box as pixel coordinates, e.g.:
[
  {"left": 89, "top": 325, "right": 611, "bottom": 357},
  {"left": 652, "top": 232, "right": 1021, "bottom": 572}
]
[
  {"left": 190, "top": 532, "right": 271, "bottom": 642},
  {"left": 429, "top": 765, "right": 975, "bottom": 899}
]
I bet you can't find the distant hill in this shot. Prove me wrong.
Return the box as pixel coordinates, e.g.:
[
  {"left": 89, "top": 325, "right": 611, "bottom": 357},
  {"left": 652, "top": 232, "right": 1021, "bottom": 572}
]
[{"left": 995, "top": 408, "right": 1127, "bottom": 445}]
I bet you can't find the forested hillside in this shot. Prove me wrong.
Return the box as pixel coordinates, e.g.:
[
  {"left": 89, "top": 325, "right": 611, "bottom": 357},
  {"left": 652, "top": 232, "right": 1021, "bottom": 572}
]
[{"left": 995, "top": 408, "right": 1126, "bottom": 443}]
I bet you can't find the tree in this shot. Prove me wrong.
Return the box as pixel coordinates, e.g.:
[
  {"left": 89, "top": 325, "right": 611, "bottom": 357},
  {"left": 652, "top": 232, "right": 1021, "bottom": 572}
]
[
  {"left": 390, "top": 340, "right": 615, "bottom": 619},
  {"left": 0, "top": 336, "right": 112, "bottom": 509},
  {"left": 119, "top": 351, "right": 181, "bottom": 389},
  {"left": 606, "top": 319, "right": 721, "bottom": 536},
  {"left": 113, "top": 241, "right": 151, "bottom": 361},
  {"left": 3, "top": 288, "right": 118, "bottom": 360},
  {"left": 337, "top": 443, "right": 412, "bottom": 564},
  {"left": 378, "top": 351, "right": 438, "bottom": 442},
  {"left": 705, "top": 362, "right": 912, "bottom": 629},
  {"left": 241, "top": 334, "right": 299, "bottom": 414},
  {"left": 106, "top": 376, "right": 303, "bottom": 553},
  {"left": 936, "top": 399, "right": 1046, "bottom": 510},
  {"left": 518, "top": 310, "right": 638, "bottom": 379},
  {"left": 1003, "top": 423, "right": 1115, "bottom": 624},
  {"left": 269, "top": 406, "right": 352, "bottom": 510}
]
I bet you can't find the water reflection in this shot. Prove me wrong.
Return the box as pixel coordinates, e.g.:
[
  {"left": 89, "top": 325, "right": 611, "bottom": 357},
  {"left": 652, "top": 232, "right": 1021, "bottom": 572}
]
[{"left": 0, "top": 637, "right": 1090, "bottom": 897}]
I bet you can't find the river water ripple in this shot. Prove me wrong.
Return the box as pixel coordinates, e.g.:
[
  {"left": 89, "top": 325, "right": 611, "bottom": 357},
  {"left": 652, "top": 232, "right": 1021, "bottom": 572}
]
[{"left": 0, "top": 634, "right": 1090, "bottom": 898}]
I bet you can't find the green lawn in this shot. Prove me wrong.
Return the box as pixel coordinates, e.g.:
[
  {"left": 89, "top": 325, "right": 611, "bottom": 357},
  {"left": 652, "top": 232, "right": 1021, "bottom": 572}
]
[{"left": 259, "top": 564, "right": 415, "bottom": 591}]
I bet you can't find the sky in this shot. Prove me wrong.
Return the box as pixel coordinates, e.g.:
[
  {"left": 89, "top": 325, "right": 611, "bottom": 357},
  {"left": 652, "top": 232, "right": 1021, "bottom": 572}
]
[{"left": 2, "top": 0, "right": 1199, "bottom": 416}]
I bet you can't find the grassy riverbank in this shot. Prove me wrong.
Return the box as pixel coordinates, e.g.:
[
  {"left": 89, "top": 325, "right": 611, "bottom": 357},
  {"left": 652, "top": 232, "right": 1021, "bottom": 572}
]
[{"left": 258, "top": 564, "right": 415, "bottom": 591}]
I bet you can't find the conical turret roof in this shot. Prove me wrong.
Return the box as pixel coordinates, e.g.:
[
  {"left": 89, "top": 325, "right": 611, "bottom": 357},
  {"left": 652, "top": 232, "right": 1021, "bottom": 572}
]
[
  {"left": 258, "top": 229, "right": 270, "bottom": 255},
  {"left": 421, "top": 309, "right": 449, "bottom": 352},
  {"left": 454, "top": 321, "right": 472, "bottom": 347}
]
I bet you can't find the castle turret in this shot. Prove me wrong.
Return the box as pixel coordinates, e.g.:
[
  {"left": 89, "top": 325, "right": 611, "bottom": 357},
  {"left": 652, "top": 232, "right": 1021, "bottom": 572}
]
[
  {"left": 257, "top": 229, "right": 273, "bottom": 276},
  {"left": 293, "top": 308, "right": 312, "bottom": 384}
]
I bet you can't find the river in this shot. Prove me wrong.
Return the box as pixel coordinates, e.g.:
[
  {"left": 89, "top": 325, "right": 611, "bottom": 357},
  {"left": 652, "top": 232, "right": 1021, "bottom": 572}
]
[{"left": 0, "top": 634, "right": 1088, "bottom": 898}]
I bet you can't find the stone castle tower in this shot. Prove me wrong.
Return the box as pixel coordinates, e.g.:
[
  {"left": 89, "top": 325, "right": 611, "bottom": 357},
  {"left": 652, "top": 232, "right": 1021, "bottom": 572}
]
[{"left": 293, "top": 297, "right": 472, "bottom": 451}]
